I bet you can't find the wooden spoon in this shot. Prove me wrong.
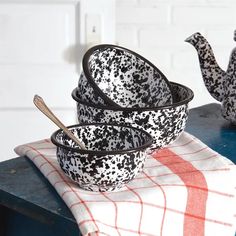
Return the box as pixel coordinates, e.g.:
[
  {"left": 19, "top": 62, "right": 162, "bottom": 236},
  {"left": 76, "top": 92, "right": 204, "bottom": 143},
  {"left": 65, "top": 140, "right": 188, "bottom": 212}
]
[{"left": 33, "top": 95, "right": 86, "bottom": 150}]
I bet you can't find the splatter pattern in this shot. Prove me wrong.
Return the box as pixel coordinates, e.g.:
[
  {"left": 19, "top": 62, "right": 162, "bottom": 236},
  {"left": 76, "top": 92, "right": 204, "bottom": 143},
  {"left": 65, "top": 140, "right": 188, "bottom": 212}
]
[
  {"left": 82, "top": 45, "right": 173, "bottom": 108},
  {"left": 72, "top": 82, "right": 193, "bottom": 150},
  {"left": 51, "top": 124, "right": 153, "bottom": 192}
]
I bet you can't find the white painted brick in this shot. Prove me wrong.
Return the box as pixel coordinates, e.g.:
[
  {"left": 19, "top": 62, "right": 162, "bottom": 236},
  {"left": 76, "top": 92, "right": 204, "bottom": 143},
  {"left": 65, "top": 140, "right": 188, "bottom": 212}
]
[
  {"left": 206, "top": 0, "right": 236, "bottom": 4},
  {"left": 172, "top": 46, "right": 231, "bottom": 71},
  {"left": 172, "top": 50, "right": 201, "bottom": 70},
  {"left": 116, "top": 6, "right": 168, "bottom": 25},
  {"left": 172, "top": 6, "right": 236, "bottom": 25},
  {"left": 205, "top": 30, "right": 235, "bottom": 68},
  {"left": 116, "top": 0, "right": 235, "bottom": 107},
  {"left": 116, "top": 25, "right": 138, "bottom": 48},
  {"left": 116, "top": 0, "right": 138, "bottom": 7},
  {"left": 184, "top": 29, "right": 234, "bottom": 69},
  {"left": 138, "top": 0, "right": 206, "bottom": 6},
  {"left": 138, "top": 0, "right": 167, "bottom": 5},
  {"left": 135, "top": 47, "right": 172, "bottom": 73},
  {"left": 206, "top": 28, "right": 235, "bottom": 47},
  {"left": 139, "top": 28, "right": 206, "bottom": 48},
  {"left": 214, "top": 49, "right": 232, "bottom": 70}
]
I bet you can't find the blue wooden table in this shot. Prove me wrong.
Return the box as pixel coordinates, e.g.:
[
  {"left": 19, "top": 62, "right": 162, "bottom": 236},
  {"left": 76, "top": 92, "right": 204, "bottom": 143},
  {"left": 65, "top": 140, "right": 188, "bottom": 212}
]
[
  {"left": 0, "top": 103, "right": 235, "bottom": 236},
  {"left": 186, "top": 103, "right": 236, "bottom": 163}
]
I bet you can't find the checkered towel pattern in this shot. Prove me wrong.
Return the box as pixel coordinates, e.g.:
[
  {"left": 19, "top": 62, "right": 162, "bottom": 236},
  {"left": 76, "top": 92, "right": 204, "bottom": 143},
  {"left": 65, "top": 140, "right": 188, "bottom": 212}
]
[{"left": 14, "top": 132, "right": 236, "bottom": 236}]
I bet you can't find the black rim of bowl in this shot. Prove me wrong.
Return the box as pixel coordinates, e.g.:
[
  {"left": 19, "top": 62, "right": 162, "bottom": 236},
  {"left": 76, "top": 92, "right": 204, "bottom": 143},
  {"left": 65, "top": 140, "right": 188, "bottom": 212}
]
[
  {"left": 82, "top": 44, "right": 174, "bottom": 108},
  {"left": 72, "top": 81, "right": 194, "bottom": 112},
  {"left": 51, "top": 123, "right": 153, "bottom": 155}
]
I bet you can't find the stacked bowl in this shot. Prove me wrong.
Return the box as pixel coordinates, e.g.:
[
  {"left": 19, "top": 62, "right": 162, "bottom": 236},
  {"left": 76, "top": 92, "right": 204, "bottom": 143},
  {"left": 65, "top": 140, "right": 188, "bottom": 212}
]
[
  {"left": 52, "top": 44, "right": 194, "bottom": 192},
  {"left": 72, "top": 44, "right": 194, "bottom": 150}
]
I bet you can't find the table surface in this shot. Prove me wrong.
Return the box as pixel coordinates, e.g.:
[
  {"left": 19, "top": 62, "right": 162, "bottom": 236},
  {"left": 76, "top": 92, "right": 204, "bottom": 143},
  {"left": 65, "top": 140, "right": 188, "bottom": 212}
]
[
  {"left": 0, "top": 103, "right": 235, "bottom": 233},
  {"left": 186, "top": 103, "right": 236, "bottom": 163}
]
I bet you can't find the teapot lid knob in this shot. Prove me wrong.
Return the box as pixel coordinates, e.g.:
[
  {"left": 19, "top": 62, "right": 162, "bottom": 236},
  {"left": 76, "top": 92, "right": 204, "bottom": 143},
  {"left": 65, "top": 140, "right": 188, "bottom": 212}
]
[{"left": 234, "top": 30, "right": 236, "bottom": 41}]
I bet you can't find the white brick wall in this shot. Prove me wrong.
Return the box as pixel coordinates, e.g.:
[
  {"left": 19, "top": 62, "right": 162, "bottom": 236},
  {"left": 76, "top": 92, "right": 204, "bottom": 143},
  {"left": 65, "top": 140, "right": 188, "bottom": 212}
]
[{"left": 116, "top": 0, "right": 236, "bottom": 107}]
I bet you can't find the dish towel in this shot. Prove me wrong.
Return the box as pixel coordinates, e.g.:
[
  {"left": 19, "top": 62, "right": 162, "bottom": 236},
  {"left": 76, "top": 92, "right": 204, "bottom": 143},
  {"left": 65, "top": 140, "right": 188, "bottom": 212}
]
[{"left": 14, "top": 132, "right": 236, "bottom": 236}]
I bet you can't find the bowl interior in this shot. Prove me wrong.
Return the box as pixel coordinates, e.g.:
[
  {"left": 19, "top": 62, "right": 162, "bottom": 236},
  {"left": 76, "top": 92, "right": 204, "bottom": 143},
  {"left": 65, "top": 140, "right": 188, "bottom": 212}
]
[
  {"left": 170, "top": 82, "right": 191, "bottom": 103},
  {"left": 53, "top": 124, "right": 152, "bottom": 153},
  {"left": 83, "top": 45, "right": 173, "bottom": 108}
]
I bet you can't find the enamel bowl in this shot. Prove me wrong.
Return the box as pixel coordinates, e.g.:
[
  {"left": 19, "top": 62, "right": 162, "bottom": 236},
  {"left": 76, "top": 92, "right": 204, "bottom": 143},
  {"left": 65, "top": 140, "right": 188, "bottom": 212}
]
[
  {"left": 51, "top": 123, "right": 153, "bottom": 192},
  {"left": 77, "top": 71, "right": 109, "bottom": 106},
  {"left": 72, "top": 82, "right": 194, "bottom": 150},
  {"left": 80, "top": 44, "right": 173, "bottom": 108}
]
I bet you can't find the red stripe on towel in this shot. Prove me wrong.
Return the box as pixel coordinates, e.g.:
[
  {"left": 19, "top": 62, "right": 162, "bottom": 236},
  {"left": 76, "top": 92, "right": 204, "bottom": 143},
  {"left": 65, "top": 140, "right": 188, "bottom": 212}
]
[
  {"left": 101, "top": 192, "right": 121, "bottom": 236},
  {"left": 153, "top": 149, "right": 208, "bottom": 236},
  {"left": 70, "top": 199, "right": 232, "bottom": 227},
  {"left": 126, "top": 185, "right": 144, "bottom": 235},
  {"left": 142, "top": 171, "right": 167, "bottom": 236}
]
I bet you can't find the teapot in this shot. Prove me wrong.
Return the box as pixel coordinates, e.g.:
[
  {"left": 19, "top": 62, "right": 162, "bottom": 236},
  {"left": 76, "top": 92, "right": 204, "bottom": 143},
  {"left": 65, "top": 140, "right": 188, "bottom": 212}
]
[{"left": 185, "top": 31, "right": 236, "bottom": 123}]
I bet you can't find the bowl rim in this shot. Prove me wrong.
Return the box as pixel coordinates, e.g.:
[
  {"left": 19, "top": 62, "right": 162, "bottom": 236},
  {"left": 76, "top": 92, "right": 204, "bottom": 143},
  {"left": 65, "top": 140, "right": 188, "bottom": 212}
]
[
  {"left": 82, "top": 44, "right": 174, "bottom": 108},
  {"left": 51, "top": 123, "right": 153, "bottom": 155},
  {"left": 72, "top": 81, "right": 194, "bottom": 112}
]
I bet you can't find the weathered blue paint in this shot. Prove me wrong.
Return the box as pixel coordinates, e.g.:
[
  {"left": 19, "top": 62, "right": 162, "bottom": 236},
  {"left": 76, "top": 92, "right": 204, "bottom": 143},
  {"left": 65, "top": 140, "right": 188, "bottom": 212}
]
[
  {"left": 186, "top": 103, "right": 236, "bottom": 163},
  {"left": 0, "top": 157, "right": 81, "bottom": 235}
]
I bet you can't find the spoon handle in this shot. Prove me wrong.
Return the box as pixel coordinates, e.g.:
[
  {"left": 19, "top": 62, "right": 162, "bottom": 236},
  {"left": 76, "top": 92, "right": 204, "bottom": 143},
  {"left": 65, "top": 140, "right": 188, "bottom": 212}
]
[{"left": 33, "top": 95, "right": 86, "bottom": 150}]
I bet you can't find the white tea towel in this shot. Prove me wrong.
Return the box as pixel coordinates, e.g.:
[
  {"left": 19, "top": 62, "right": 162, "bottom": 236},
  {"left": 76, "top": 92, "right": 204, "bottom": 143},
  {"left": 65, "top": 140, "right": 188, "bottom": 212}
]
[{"left": 15, "top": 132, "right": 236, "bottom": 236}]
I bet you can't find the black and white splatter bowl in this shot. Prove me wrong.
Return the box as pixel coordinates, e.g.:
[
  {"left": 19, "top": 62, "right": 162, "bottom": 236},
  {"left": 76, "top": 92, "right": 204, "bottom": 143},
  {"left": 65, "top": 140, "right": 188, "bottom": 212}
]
[
  {"left": 77, "top": 71, "right": 109, "bottom": 106},
  {"left": 72, "top": 82, "right": 194, "bottom": 150},
  {"left": 51, "top": 123, "right": 153, "bottom": 192},
  {"left": 80, "top": 44, "right": 173, "bottom": 108}
]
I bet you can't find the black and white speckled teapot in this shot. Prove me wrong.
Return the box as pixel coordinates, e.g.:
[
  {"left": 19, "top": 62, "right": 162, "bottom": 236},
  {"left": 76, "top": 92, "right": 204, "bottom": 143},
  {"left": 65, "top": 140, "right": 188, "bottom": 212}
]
[{"left": 185, "top": 31, "right": 236, "bottom": 123}]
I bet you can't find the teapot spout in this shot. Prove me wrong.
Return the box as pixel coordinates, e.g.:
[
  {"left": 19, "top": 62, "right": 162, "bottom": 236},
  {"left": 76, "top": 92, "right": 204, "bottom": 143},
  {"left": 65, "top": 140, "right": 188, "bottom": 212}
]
[{"left": 185, "top": 32, "right": 226, "bottom": 102}]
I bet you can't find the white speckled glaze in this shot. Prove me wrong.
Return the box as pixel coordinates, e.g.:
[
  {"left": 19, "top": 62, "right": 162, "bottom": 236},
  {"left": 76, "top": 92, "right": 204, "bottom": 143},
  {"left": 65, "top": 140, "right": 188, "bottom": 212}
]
[
  {"left": 77, "top": 71, "right": 108, "bottom": 105},
  {"left": 72, "top": 82, "right": 194, "bottom": 150},
  {"left": 185, "top": 32, "right": 236, "bottom": 123},
  {"left": 51, "top": 123, "right": 153, "bottom": 192},
  {"left": 80, "top": 44, "right": 173, "bottom": 108}
]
